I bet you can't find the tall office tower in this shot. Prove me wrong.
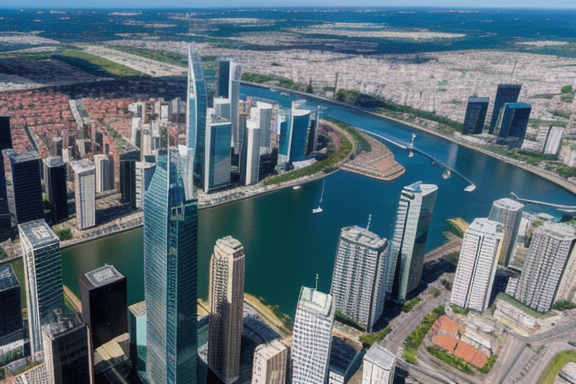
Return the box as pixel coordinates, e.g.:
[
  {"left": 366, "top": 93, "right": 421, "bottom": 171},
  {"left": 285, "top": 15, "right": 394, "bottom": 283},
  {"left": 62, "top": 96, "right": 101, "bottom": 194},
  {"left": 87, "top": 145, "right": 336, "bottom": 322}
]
[
  {"left": 362, "top": 344, "right": 395, "bottom": 384},
  {"left": 43, "top": 157, "right": 68, "bottom": 223},
  {"left": 488, "top": 198, "right": 524, "bottom": 265},
  {"left": 513, "top": 223, "right": 576, "bottom": 312},
  {"left": 495, "top": 103, "right": 532, "bottom": 148},
  {"left": 462, "top": 97, "right": 489, "bottom": 135},
  {"left": 208, "top": 236, "right": 245, "bottom": 384},
  {"left": 214, "top": 97, "right": 232, "bottom": 120},
  {"left": 0, "top": 116, "right": 13, "bottom": 150},
  {"left": 135, "top": 161, "right": 156, "bottom": 209},
  {"left": 277, "top": 111, "right": 291, "bottom": 167},
  {"left": 186, "top": 46, "right": 208, "bottom": 185},
  {"left": 257, "top": 101, "right": 273, "bottom": 150},
  {"left": 450, "top": 218, "right": 504, "bottom": 312},
  {"left": 0, "top": 264, "right": 23, "bottom": 345},
  {"left": 291, "top": 287, "right": 335, "bottom": 384},
  {"left": 19, "top": 219, "right": 64, "bottom": 360},
  {"left": 488, "top": 84, "right": 522, "bottom": 134},
  {"left": 71, "top": 159, "right": 96, "bottom": 230},
  {"left": 51, "top": 137, "right": 63, "bottom": 157},
  {"left": 331, "top": 226, "right": 389, "bottom": 332},
  {"left": 79, "top": 265, "right": 127, "bottom": 349},
  {"left": 289, "top": 101, "right": 312, "bottom": 163},
  {"left": 216, "top": 59, "right": 241, "bottom": 153},
  {"left": 94, "top": 154, "right": 115, "bottom": 193},
  {"left": 204, "top": 108, "right": 232, "bottom": 193},
  {"left": 128, "top": 301, "right": 147, "bottom": 374},
  {"left": 42, "top": 308, "right": 93, "bottom": 384},
  {"left": 240, "top": 108, "right": 261, "bottom": 186},
  {"left": 387, "top": 181, "right": 438, "bottom": 301},
  {"left": 251, "top": 339, "right": 288, "bottom": 384},
  {"left": 543, "top": 126, "right": 564, "bottom": 155},
  {"left": 144, "top": 147, "right": 197, "bottom": 384},
  {"left": 120, "top": 151, "right": 139, "bottom": 208},
  {"left": 3, "top": 149, "right": 43, "bottom": 227}
]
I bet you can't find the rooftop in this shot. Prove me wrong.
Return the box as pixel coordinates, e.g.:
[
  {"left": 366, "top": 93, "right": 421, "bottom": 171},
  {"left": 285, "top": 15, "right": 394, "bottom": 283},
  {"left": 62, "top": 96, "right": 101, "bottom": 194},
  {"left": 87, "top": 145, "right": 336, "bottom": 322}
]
[
  {"left": 2, "top": 148, "right": 40, "bottom": 163},
  {"left": 216, "top": 235, "right": 243, "bottom": 253},
  {"left": 42, "top": 156, "right": 65, "bottom": 167},
  {"left": 84, "top": 265, "right": 125, "bottom": 287},
  {"left": 128, "top": 301, "right": 146, "bottom": 318},
  {"left": 492, "top": 198, "right": 524, "bottom": 211},
  {"left": 298, "top": 286, "right": 333, "bottom": 317},
  {"left": 468, "top": 218, "right": 504, "bottom": 236},
  {"left": 0, "top": 264, "right": 19, "bottom": 291},
  {"left": 71, "top": 158, "right": 95, "bottom": 173},
  {"left": 254, "top": 339, "right": 287, "bottom": 360},
  {"left": 19, "top": 219, "right": 59, "bottom": 248},
  {"left": 341, "top": 225, "right": 387, "bottom": 249},
  {"left": 364, "top": 344, "right": 395, "bottom": 369},
  {"left": 329, "top": 336, "right": 361, "bottom": 374},
  {"left": 468, "top": 97, "right": 489, "bottom": 103}
]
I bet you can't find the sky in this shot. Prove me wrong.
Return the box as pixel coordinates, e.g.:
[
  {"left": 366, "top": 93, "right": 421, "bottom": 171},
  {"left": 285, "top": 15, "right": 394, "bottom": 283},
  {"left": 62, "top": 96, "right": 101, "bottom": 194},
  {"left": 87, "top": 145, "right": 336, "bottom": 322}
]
[{"left": 8, "top": 0, "right": 576, "bottom": 9}]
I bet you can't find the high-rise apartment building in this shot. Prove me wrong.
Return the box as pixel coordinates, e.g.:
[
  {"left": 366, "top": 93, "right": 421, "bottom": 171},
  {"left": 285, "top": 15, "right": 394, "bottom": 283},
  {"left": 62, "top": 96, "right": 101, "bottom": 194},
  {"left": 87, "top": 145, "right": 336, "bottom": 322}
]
[
  {"left": 43, "top": 156, "right": 68, "bottom": 223},
  {"left": 204, "top": 109, "right": 232, "bottom": 193},
  {"left": 19, "top": 219, "right": 64, "bottom": 360},
  {"left": 94, "top": 154, "right": 115, "bottom": 193},
  {"left": 216, "top": 58, "right": 241, "bottom": 153},
  {"left": 257, "top": 101, "right": 274, "bottom": 150},
  {"left": 331, "top": 225, "right": 389, "bottom": 332},
  {"left": 143, "top": 148, "right": 197, "bottom": 384},
  {"left": 543, "top": 126, "right": 564, "bottom": 155},
  {"left": 362, "top": 344, "right": 395, "bottom": 384},
  {"left": 208, "top": 236, "right": 245, "bottom": 384},
  {"left": 251, "top": 340, "right": 288, "bottom": 384},
  {"left": 291, "top": 286, "right": 335, "bottom": 384},
  {"left": 186, "top": 46, "right": 208, "bottom": 184},
  {"left": 72, "top": 159, "right": 96, "bottom": 230},
  {"left": 488, "top": 198, "right": 524, "bottom": 265},
  {"left": 462, "top": 97, "right": 489, "bottom": 135},
  {"left": 240, "top": 108, "right": 261, "bottom": 186},
  {"left": 135, "top": 161, "right": 156, "bottom": 209},
  {"left": 495, "top": 102, "right": 532, "bottom": 148},
  {"left": 387, "top": 182, "right": 438, "bottom": 301},
  {"left": 79, "top": 265, "right": 127, "bottom": 349},
  {"left": 0, "top": 264, "right": 23, "bottom": 345},
  {"left": 512, "top": 222, "right": 576, "bottom": 312},
  {"left": 451, "top": 218, "right": 504, "bottom": 312},
  {"left": 488, "top": 84, "right": 522, "bottom": 134},
  {"left": 51, "top": 137, "right": 63, "bottom": 158},
  {"left": 3, "top": 149, "right": 43, "bottom": 227}
]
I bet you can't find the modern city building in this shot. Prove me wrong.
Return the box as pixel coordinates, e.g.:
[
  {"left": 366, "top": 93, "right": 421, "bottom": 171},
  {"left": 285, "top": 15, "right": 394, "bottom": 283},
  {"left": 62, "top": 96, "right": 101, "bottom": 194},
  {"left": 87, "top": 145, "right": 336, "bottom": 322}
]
[
  {"left": 495, "top": 103, "right": 532, "bottom": 148},
  {"left": 19, "top": 219, "right": 64, "bottom": 360},
  {"left": 216, "top": 58, "right": 241, "bottom": 153},
  {"left": 512, "top": 222, "right": 576, "bottom": 312},
  {"left": 186, "top": 46, "right": 208, "bottom": 185},
  {"left": 291, "top": 286, "right": 335, "bottom": 384},
  {"left": 3, "top": 149, "right": 43, "bottom": 228},
  {"left": 0, "top": 115, "right": 13, "bottom": 151},
  {"left": 488, "top": 84, "right": 522, "bottom": 134},
  {"left": 277, "top": 111, "right": 290, "bottom": 167},
  {"left": 128, "top": 301, "right": 147, "bottom": 374},
  {"left": 0, "top": 264, "right": 23, "bottom": 345},
  {"left": 42, "top": 308, "right": 93, "bottom": 384},
  {"left": 79, "top": 265, "right": 128, "bottom": 349},
  {"left": 488, "top": 198, "right": 524, "bottom": 265},
  {"left": 143, "top": 148, "right": 197, "bottom": 384},
  {"left": 251, "top": 340, "right": 288, "bottom": 384},
  {"left": 257, "top": 101, "right": 274, "bottom": 150},
  {"left": 71, "top": 159, "right": 96, "bottom": 230},
  {"left": 543, "top": 126, "right": 564, "bottom": 155},
  {"left": 51, "top": 137, "right": 63, "bottom": 158},
  {"left": 43, "top": 156, "right": 68, "bottom": 224},
  {"left": 135, "top": 161, "right": 156, "bottom": 209},
  {"left": 451, "top": 218, "right": 504, "bottom": 313},
  {"left": 462, "top": 97, "right": 489, "bottom": 135},
  {"left": 387, "top": 182, "right": 438, "bottom": 301},
  {"left": 204, "top": 109, "right": 232, "bottom": 193},
  {"left": 331, "top": 225, "right": 389, "bottom": 332},
  {"left": 208, "top": 236, "right": 245, "bottom": 384},
  {"left": 362, "top": 344, "right": 396, "bottom": 384},
  {"left": 120, "top": 150, "right": 140, "bottom": 208},
  {"left": 289, "top": 101, "right": 312, "bottom": 163},
  {"left": 240, "top": 108, "right": 261, "bottom": 186},
  {"left": 328, "top": 336, "right": 363, "bottom": 384},
  {"left": 94, "top": 154, "right": 115, "bottom": 193}
]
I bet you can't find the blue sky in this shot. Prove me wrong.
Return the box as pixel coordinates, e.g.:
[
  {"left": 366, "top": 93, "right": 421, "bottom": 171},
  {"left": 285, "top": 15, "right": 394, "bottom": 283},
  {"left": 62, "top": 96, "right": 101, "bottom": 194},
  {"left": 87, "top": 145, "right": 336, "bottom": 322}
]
[{"left": 10, "top": 0, "right": 576, "bottom": 9}]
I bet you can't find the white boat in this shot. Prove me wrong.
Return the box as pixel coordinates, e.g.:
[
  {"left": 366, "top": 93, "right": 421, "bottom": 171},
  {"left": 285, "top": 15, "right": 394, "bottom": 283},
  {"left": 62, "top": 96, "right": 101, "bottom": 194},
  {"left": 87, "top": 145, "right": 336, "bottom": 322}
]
[
  {"left": 313, "top": 180, "right": 325, "bottom": 214},
  {"left": 293, "top": 185, "right": 301, "bottom": 190},
  {"left": 312, "top": 207, "right": 323, "bottom": 214}
]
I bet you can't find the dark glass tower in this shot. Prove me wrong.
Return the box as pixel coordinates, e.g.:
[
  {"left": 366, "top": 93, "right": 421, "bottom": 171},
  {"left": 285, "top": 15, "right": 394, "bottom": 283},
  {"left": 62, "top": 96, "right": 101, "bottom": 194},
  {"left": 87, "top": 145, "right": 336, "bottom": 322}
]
[
  {"left": 187, "top": 46, "right": 208, "bottom": 186},
  {"left": 43, "top": 157, "right": 68, "bottom": 223},
  {"left": 488, "top": 84, "right": 522, "bottom": 134},
  {"left": 462, "top": 97, "right": 489, "bottom": 135},
  {"left": 144, "top": 148, "right": 197, "bottom": 384},
  {"left": 0, "top": 264, "right": 23, "bottom": 345},
  {"left": 289, "top": 108, "right": 312, "bottom": 163},
  {"left": 0, "top": 116, "right": 13, "bottom": 151},
  {"left": 495, "top": 103, "right": 532, "bottom": 148}
]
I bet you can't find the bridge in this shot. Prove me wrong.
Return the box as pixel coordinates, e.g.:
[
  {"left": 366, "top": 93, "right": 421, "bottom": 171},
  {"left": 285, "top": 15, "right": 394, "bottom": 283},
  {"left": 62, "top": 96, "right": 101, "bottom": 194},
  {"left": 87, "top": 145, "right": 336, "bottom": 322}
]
[{"left": 510, "top": 192, "right": 576, "bottom": 213}]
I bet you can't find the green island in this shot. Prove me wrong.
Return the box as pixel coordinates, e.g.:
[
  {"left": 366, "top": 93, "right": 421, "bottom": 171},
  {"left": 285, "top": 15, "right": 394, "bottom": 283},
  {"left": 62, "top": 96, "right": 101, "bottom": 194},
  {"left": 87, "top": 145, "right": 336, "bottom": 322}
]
[
  {"left": 402, "top": 305, "right": 445, "bottom": 364},
  {"left": 359, "top": 326, "right": 393, "bottom": 348},
  {"left": 536, "top": 350, "right": 576, "bottom": 384}
]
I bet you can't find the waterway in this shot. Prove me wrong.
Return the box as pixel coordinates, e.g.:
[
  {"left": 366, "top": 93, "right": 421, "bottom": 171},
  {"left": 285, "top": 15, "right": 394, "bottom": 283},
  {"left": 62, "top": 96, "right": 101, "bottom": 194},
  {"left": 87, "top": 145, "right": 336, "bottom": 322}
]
[{"left": 61, "top": 85, "right": 576, "bottom": 317}]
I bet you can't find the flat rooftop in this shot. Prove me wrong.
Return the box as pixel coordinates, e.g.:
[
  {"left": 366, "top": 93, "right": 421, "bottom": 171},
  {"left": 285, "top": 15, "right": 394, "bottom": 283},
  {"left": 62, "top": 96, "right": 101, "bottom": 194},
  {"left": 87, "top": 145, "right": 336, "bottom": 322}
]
[
  {"left": 298, "top": 286, "right": 333, "bottom": 317},
  {"left": 84, "top": 265, "right": 125, "bottom": 287},
  {"left": 341, "top": 225, "right": 387, "bottom": 249},
  {"left": 3, "top": 148, "right": 40, "bottom": 163},
  {"left": 19, "top": 219, "right": 59, "bottom": 248},
  {"left": 364, "top": 344, "right": 395, "bottom": 369},
  {"left": 71, "top": 159, "right": 95, "bottom": 173}
]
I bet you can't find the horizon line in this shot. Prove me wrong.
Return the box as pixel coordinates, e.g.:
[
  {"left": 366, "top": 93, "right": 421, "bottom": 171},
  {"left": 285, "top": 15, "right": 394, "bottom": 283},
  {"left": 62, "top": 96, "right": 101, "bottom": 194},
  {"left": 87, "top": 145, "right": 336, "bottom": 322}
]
[{"left": 5, "top": 5, "right": 576, "bottom": 10}]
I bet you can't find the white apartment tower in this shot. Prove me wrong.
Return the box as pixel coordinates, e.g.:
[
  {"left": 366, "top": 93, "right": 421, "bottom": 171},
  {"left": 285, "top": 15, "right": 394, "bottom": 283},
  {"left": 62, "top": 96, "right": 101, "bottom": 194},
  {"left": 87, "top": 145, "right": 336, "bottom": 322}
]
[
  {"left": 362, "top": 344, "right": 395, "bottom": 384},
  {"left": 488, "top": 198, "right": 524, "bottom": 265},
  {"left": 331, "top": 225, "right": 389, "bottom": 332},
  {"left": 451, "top": 218, "right": 504, "bottom": 312},
  {"left": 291, "top": 286, "right": 335, "bottom": 384},
  {"left": 251, "top": 339, "right": 288, "bottom": 384},
  {"left": 72, "top": 159, "right": 96, "bottom": 230}
]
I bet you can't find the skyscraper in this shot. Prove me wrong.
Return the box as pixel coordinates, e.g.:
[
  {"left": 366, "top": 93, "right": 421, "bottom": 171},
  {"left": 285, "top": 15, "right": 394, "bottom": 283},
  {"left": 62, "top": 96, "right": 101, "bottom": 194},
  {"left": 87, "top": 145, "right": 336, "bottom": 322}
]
[
  {"left": 251, "top": 340, "right": 288, "bottom": 384},
  {"left": 488, "top": 84, "right": 522, "bottom": 134},
  {"left": 330, "top": 225, "right": 389, "bottom": 332},
  {"left": 79, "top": 264, "right": 127, "bottom": 349},
  {"left": 94, "top": 154, "right": 115, "bottom": 193},
  {"left": 362, "top": 344, "right": 395, "bottom": 384},
  {"left": 216, "top": 58, "right": 241, "bottom": 153},
  {"left": 462, "top": 97, "right": 489, "bottom": 135},
  {"left": 135, "top": 161, "right": 156, "bottom": 209},
  {"left": 289, "top": 101, "right": 312, "bottom": 163},
  {"left": 144, "top": 148, "right": 197, "bottom": 384},
  {"left": 0, "top": 264, "right": 23, "bottom": 345},
  {"left": 19, "top": 219, "right": 64, "bottom": 360},
  {"left": 495, "top": 103, "right": 532, "bottom": 148},
  {"left": 204, "top": 109, "right": 232, "bottom": 193},
  {"left": 240, "top": 108, "right": 261, "bottom": 186},
  {"left": 291, "top": 286, "right": 335, "bottom": 384},
  {"left": 186, "top": 46, "right": 208, "bottom": 184},
  {"left": 388, "top": 182, "right": 438, "bottom": 301},
  {"left": 488, "top": 198, "right": 524, "bottom": 265},
  {"left": 71, "top": 159, "right": 96, "bottom": 230},
  {"left": 43, "top": 156, "right": 68, "bottom": 223},
  {"left": 0, "top": 115, "right": 13, "bottom": 151},
  {"left": 208, "top": 236, "right": 245, "bottom": 384},
  {"left": 257, "top": 101, "right": 273, "bottom": 150},
  {"left": 277, "top": 111, "right": 290, "bottom": 167},
  {"left": 450, "top": 218, "right": 504, "bottom": 312},
  {"left": 512, "top": 223, "right": 576, "bottom": 312}
]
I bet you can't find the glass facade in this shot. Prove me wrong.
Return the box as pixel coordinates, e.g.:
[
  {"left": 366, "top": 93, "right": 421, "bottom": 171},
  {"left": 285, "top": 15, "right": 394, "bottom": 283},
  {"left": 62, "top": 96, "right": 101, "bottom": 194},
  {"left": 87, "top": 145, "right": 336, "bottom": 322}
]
[
  {"left": 205, "top": 119, "right": 232, "bottom": 192},
  {"left": 489, "top": 84, "right": 522, "bottom": 134},
  {"left": 187, "top": 47, "right": 208, "bottom": 185},
  {"left": 495, "top": 103, "right": 532, "bottom": 148},
  {"left": 462, "top": 97, "right": 489, "bottom": 135},
  {"left": 289, "top": 110, "right": 312, "bottom": 163}
]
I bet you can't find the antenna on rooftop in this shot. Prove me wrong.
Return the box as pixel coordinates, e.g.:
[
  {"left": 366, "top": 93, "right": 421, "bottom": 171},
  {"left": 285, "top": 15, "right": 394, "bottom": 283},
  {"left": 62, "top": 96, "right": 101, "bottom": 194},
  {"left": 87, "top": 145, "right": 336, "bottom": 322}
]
[
  {"left": 367, "top": 214, "right": 372, "bottom": 231},
  {"left": 315, "top": 274, "right": 319, "bottom": 291}
]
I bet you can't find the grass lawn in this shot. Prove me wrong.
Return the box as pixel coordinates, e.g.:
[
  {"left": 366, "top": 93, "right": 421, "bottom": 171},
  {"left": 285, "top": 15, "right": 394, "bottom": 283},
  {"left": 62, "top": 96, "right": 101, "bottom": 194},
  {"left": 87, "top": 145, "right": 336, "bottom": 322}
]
[
  {"left": 57, "top": 49, "right": 143, "bottom": 77},
  {"left": 537, "top": 350, "right": 576, "bottom": 384}
]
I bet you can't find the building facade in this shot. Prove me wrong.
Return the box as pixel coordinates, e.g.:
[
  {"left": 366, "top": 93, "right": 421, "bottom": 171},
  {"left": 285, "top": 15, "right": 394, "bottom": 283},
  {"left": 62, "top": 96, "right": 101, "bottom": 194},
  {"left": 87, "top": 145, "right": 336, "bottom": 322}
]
[
  {"left": 43, "top": 157, "right": 68, "bottom": 223},
  {"left": 0, "top": 264, "right": 23, "bottom": 345},
  {"left": 251, "top": 340, "right": 288, "bottom": 384},
  {"left": 135, "top": 161, "right": 156, "bottom": 209},
  {"left": 462, "top": 97, "right": 489, "bottom": 135},
  {"left": 362, "top": 345, "right": 395, "bottom": 384},
  {"left": 488, "top": 84, "right": 522, "bottom": 134},
  {"left": 488, "top": 198, "right": 524, "bottom": 265},
  {"left": 186, "top": 46, "right": 208, "bottom": 184},
  {"left": 208, "top": 236, "right": 245, "bottom": 384},
  {"left": 240, "top": 108, "right": 261, "bottom": 186},
  {"left": 72, "top": 159, "right": 96, "bottom": 230},
  {"left": 94, "top": 154, "right": 115, "bottom": 194},
  {"left": 495, "top": 102, "right": 532, "bottom": 148},
  {"left": 543, "top": 126, "right": 564, "bottom": 155},
  {"left": 204, "top": 109, "right": 232, "bottom": 193},
  {"left": 289, "top": 103, "right": 312, "bottom": 163}
]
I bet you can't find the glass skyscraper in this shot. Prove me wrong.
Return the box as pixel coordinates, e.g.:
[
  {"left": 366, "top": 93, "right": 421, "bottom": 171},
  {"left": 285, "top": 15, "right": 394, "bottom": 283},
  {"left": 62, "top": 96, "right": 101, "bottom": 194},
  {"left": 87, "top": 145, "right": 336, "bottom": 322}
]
[
  {"left": 462, "top": 97, "right": 489, "bottom": 135},
  {"left": 144, "top": 148, "right": 198, "bottom": 384},
  {"left": 488, "top": 84, "right": 522, "bottom": 134},
  {"left": 495, "top": 102, "right": 532, "bottom": 148},
  {"left": 204, "top": 110, "right": 232, "bottom": 193}
]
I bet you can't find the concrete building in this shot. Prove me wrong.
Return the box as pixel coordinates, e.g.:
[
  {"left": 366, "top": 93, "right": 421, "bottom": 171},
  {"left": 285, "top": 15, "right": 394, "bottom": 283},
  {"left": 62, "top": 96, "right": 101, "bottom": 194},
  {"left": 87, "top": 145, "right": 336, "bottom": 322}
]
[
  {"left": 240, "top": 107, "right": 261, "bottom": 186},
  {"left": 43, "top": 156, "right": 68, "bottom": 223},
  {"left": 488, "top": 84, "right": 522, "bottom": 134},
  {"left": 208, "top": 236, "right": 246, "bottom": 384},
  {"left": 251, "top": 339, "right": 288, "bottom": 384},
  {"left": 543, "top": 126, "right": 564, "bottom": 155},
  {"left": 0, "top": 264, "right": 23, "bottom": 345},
  {"left": 362, "top": 344, "right": 395, "bottom": 384},
  {"left": 135, "top": 161, "right": 156, "bottom": 209},
  {"left": 94, "top": 154, "right": 115, "bottom": 193},
  {"left": 51, "top": 137, "right": 63, "bottom": 158},
  {"left": 512, "top": 222, "right": 576, "bottom": 312},
  {"left": 204, "top": 109, "right": 232, "bottom": 193},
  {"left": 451, "top": 218, "right": 504, "bottom": 313},
  {"left": 79, "top": 265, "right": 127, "bottom": 349},
  {"left": 488, "top": 198, "right": 524, "bottom": 265},
  {"left": 291, "top": 286, "right": 335, "bottom": 384},
  {"left": 72, "top": 159, "right": 96, "bottom": 230},
  {"left": 462, "top": 97, "right": 489, "bottom": 135},
  {"left": 387, "top": 181, "right": 438, "bottom": 301},
  {"left": 495, "top": 102, "right": 532, "bottom": 148},
  {"left": 330, "top": 225, "right": 389, "bottom": 332},
  {"left": 19, "top": 219, "right": 64, "bottom": 361}
]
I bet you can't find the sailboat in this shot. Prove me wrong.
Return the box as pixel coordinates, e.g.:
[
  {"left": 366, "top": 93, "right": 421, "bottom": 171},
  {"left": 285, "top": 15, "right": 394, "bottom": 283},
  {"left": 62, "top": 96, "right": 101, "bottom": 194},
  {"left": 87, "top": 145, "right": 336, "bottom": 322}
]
[{"left": 313, "top": 180, "right": 325, "bottom": 214}]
